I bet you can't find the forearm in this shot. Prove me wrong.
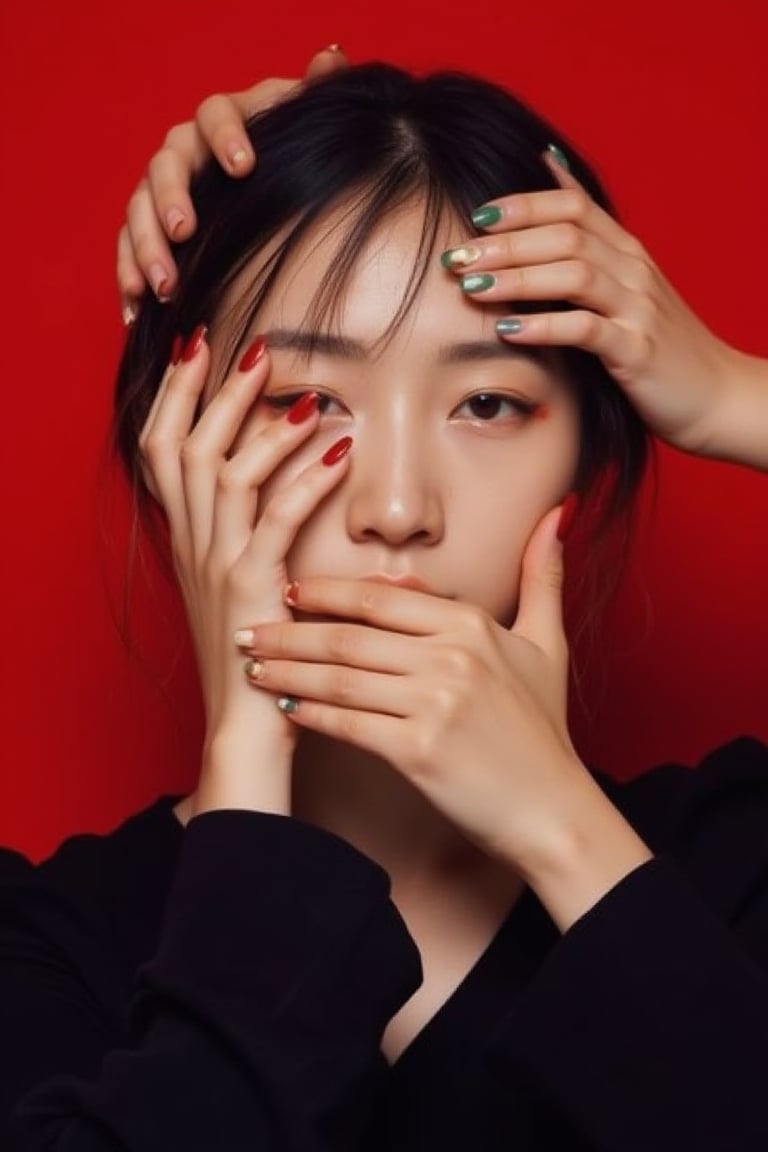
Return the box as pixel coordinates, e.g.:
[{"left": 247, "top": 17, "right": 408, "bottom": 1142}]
[{"left": 700, "top": 347, "right": 768, "bottom": 471}]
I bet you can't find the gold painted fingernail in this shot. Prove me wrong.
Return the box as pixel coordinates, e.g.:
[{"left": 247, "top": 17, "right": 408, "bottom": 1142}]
[
  {"left": 234, "top": 629, "right": 255, "bottom": 647},
  {"left": 244, "top": 659, "right": 265, "bottom": 681},
  {"left": 440, "top": 245, "right": 481, "bottom": 270},
  {"left": 228, "top": 146, "right": 249, "bottom": 168}
]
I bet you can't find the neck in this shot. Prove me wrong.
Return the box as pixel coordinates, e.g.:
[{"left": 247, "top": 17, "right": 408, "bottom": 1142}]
[{"left": 292, "top": 734, "right": 488, "bottom": 888}]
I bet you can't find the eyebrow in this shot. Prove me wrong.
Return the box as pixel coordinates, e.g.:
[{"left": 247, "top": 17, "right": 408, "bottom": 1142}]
[{"left": 264, "top": 327, "right": 547, "bottom": 367}]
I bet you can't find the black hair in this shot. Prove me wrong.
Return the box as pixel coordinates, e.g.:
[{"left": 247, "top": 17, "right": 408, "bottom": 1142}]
[{"left": 112, "top": 62, "right": 650, "bottom": 631}]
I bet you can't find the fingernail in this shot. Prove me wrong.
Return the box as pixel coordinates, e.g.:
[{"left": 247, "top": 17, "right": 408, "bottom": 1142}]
[
  {"left": 440, "top": 245, "right": 481, "bottom": 270},
  {"left": 238, "top": 335, "right": 267, "bottom": 371},
  {"left": 557, "top": 492, "right": 579, "bottom": 543},
  {"left": 234, "top": 629, "right": 255, "bottom": 647},
  {"left": 471, "top": 204, "right": 502, "bottom": 229},
  {"left": 244, "top": 659, "right": 265, "bottom": 681},
  {"left": 276, "top": 695, "right": 300, "bottom": 714},
  {"left": 287, "top": 392, "right": 319, "bottom": 424},
  {"left": 322, "top": 435, "right": 353, "bottom": 466},
  {"left": 547, "top": 143, "right": 571, "bottom": 172},
  {"left": 461, "top": 273, "right": 496, "bottom": 294},
  {"left": 181, "top": 324, "right": 207, "bottom": 362},
  {"left": 496, "top": 318, "right": 524, "bottom": 336},
  {"left": 149, "top": 262, "right": 171, "bottom": 301},
  {"left": 165, "top": 207, "right": 186, "bottom": 237},
  {"left": 284, "top": 581, "right": 300, "bottom": 605},
  {"left": 227, "top": 144, "right": 250, "bottom": 169},
  {"left": 326, "top": 42, "right": 342, "bottom": 52},
  {"left": 170, "top": 333, "right": 183, "bottom": 365},
  {"left": 122, "top": 300, "right": 138, "bottom": 327}
]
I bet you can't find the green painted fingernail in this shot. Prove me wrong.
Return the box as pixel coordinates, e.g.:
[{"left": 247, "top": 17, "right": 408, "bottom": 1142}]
[
  {"left": 276, "top": 695, "right": 300, "bottom": 714},
  {"left": 470, "top": 204, "right": 502, "bottom": 229},
  {"left": 461, "top": 273, "right": 495, "bottom": 294},
  {"left": 547, "top": 143, "right": 571, "bottom": 172},
  {"left": 496, "top": 318, "right": 524, "bottom": 335}
]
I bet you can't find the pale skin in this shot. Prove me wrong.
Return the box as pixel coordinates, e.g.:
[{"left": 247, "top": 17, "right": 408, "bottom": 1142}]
[{"left": 130, "top": 65, "right": 768, "bottom": 1062}]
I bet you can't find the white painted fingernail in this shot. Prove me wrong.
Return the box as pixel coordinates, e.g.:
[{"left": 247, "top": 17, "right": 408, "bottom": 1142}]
[
  {"left": 234, "top": 629, "right": 255, "bottom": 647},
  {"left": 122, "top": 300, "right": 138, "bottom": 327}
]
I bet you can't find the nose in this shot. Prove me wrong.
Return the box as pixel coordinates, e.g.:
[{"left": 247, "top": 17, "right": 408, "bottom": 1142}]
[{"left": 345, "top": 406, "right": 444, "bottom": 547}]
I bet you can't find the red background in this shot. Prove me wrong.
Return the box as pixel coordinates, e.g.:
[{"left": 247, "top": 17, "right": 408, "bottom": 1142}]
[{"left": 1, "top": 0, "right": 766, "bottom": 861}]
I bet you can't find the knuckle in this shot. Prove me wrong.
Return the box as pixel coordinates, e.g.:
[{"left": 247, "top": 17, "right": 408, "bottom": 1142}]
[
  {"left": 330, "top": 667, "right": 356, "bottom": 703},
  {"left": 163, "top": 121, "right": 195, "bottom": 151},
  {"left": 556, "top": 222, "right": 584, "bottom": 257},
  {"left": 327, "top": 626, "right": 358, "bottom": 663},
  {"left": 179, "top": 438, "right": 209, "bottom": 470},
  {"left": 441, "top": 645, "right": 476, "bottom": 679},
  {"left": 458, "top": 604, "right": 491, "bottom": 639},
  {"left": 568, "top": 260, "right": 594, "bottom": 295}
]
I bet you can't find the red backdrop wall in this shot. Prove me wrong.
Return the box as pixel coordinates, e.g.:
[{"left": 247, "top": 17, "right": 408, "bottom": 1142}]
[{"left": 1, "top": 0, "right": 766, "bottom": 860}]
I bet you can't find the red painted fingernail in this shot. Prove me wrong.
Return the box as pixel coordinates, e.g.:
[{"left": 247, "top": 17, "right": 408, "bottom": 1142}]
[
  {"left": 287, "top": 392, "right": 319, "bottom": 424},
  {"left": 322, "top": 435, "right": 353, "bottom": 466},
  {"left": 238, "top": 335, "right": 267, "bottom": 371},
  {"left": 285, "top": 581, "right": 300, "bottom": 605},
  {"left": 170, "top": 333, "right": 183, "bottom": 365},
  {"left": 181, "top": 324, "right": 207, "bottom": 362},
  {"left": 557, "top": 492, "right": 579, "bottom": 543}
]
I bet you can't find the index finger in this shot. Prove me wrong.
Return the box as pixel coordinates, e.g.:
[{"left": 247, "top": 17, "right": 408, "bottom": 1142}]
[
  {"left": 285, "top": 577, "right": 458, "bottom": 636},
  {"left": 473, "top": 186, "right": 644, "bottom": 259}
]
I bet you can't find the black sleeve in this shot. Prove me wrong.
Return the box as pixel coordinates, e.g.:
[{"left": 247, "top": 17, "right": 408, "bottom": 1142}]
[
  {"left": 4, "top": 813, "right": 422, "bottom": 1152},
  {"left": 489, "top": 738, "right": 768, "bottom": 1151}
]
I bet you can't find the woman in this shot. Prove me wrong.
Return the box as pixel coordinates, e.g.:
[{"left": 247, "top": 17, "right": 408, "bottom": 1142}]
[{"left": 3, "top": 58, "right": 768, "bottom": 1152}]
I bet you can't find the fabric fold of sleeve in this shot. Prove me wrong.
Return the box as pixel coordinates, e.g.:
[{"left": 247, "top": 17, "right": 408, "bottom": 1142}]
[
  {"left": 18, "top": 811, "right": 422, "bottom": 1152},
  {"left": 489, "top": 853, "right": 768, "bottom": 1152}
]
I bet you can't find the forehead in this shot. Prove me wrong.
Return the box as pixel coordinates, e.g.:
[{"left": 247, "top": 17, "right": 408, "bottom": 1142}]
[{"left": 210, "top": 194, "right": 504, "bottom": 368}]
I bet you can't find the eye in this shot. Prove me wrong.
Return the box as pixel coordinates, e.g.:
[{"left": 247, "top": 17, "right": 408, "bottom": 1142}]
[
  {"left": 262, "top": 390, "right": 345, "bottom": 416},
  {"left": 451, "top": 392, "right": 540, "bottom": 423}
]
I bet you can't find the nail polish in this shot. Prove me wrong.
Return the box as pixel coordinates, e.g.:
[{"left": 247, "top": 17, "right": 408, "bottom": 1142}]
[
  {"left": 440, "top": 245, "right": 481, "bottom": 270},
  {"left": 121, "top": 301, "right": 137, "bottom": 327},
  {"left": 495, "top": 318, "right": 524, "bottom": 336},
  {"left": 170, "top": 334, "right": 183, "bottom": 365},
  {"left": 284, "top": 581, "right": 300, "bottom": 605},
  {"left": 287, "top": 392, "right": 319, "bottom": 424},
  {"left": 181, "top": 324, "right": 207, "bottom": 362},
  {"left": 322, "top": 435, "right": 353, "bottom": 466},
  {"left": 557, "top": 492, "right": 579, "bottom": 543},
  {"left": 461, "top": 273, "right": 495, "bottom": 293},
  {"left": 234, "top": 629, "right": 255, "bottom": 647},
  {"left": 547, "top": 143, "right": 571, "bottom": 172},
  {"left": 471, "top": 205, "right": 502, "bottom": 229},
  {"left": 276, "top": 695, "right": 300, "bottom": 714},
  {"left": 244, "top": 659, "right": 265, "bottom": 681},
  {"left": 238, "top": 335, "right": 267, "bottom": 371},
  {"left": 165, "top": 207, "right": 186, "bottom": 237}
]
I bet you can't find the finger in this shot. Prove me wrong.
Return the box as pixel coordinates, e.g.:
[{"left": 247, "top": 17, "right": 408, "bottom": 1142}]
[
  {"left": 304, "top": 43, "right": 349, "bottom": 80},
  {"left": 234, "top": 620, "right": 418, "bottom": 675},
  {"left": 272, "top": 695, "right": 405, "bottom": 761},
  {"left": 197, "top": 78, "right": 299, "bottom": 175},
  {"left": 207, "top": 393, "right": 325, "bottom": 567},
  {"left": 235, "top": 434, "right": 353, "bottom": 573},
  {"left": 116, "top": 225, "right": 146, "bottom": 321},
  {"left": 542, "top": 145, "right": 582, "bottom": 191},
  {"left": 442, "top": 223, "right": 645, "bottom": 294},
  {"left": 512, "top": 505, "right": 568, "bottom": 658},
  {"left": 139, "top": 327, "right": 209, "bottom": 538},
  {"left": 494, "top": 309, "right": 648, "bottom": 378},
  {"left": 125, "top": 179, "right": 176, "bottom": 302},
  {"left": 285, "top": 577, "right": 469, "bottom": 637},
  {"left": 460, "top": 260, "right": 632, "bottom": 320},
  {"left": 473, "top": 187, "right": 643, "bottom": 259},
  {"left": 245, "top": 659, "right": 411, "bottom": 717},
  {"left": 147, "top": 144, "right": 200, "bottom": 244}
]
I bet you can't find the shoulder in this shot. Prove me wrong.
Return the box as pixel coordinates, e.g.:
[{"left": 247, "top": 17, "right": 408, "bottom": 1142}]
[
  {"left": 0, "top": 795, "right": 184, "bottom": 988},
  {"left": 594, "top": 736, "right": 768, "bottom": 926}
]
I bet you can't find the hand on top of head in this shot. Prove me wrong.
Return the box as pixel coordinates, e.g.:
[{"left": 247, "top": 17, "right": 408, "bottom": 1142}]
[{"left": 117, "top": 44, "right": 348, "bottom": 325}]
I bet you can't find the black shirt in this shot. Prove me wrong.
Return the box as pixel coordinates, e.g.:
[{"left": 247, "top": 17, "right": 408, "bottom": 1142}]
[{"left": 2, "top": 738, "right": 768, "bottom": 1150}]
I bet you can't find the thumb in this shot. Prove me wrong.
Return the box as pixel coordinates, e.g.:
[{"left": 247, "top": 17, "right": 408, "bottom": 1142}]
[{"left": 512, "top": 497, "right": 575, "bottom": 654}]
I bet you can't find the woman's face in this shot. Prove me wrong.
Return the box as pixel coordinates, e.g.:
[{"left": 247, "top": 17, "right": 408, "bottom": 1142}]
[{"left": 211, "top": 198, "right": 580, "bottom": 625}]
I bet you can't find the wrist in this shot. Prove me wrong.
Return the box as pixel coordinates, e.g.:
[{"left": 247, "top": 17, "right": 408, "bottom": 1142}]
[
  {"left": 194, "top": 716, "right": 294, "bottom": 818},
  {"left": 513, "top": 770, "right": 654, "bottom": 935}
]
